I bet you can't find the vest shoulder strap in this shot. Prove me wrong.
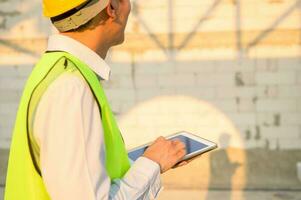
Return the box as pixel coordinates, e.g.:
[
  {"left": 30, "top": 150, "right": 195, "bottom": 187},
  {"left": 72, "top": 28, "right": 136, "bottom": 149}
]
[{"left": 27, "top": 54, "right": 87, "bottom": 174}]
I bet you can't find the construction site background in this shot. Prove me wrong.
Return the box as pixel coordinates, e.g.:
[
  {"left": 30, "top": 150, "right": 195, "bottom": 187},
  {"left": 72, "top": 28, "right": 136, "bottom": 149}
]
[{"left": 0, "top": 0, "right": 301, "bottom": 199}]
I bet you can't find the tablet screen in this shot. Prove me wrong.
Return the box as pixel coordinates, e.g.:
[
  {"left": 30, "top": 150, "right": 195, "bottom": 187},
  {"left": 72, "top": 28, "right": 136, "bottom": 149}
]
[
  {"left": 172, "top": 135, "right": 208, "bottom": 154},
  {"left": 128, "top": 135, "right": 209, "bottom": 161}
]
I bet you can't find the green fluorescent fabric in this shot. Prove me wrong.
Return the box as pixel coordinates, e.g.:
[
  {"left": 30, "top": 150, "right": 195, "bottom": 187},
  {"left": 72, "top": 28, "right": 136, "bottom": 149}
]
[{"left": 5, "top": 52, "right": 130, "bottom": 200}]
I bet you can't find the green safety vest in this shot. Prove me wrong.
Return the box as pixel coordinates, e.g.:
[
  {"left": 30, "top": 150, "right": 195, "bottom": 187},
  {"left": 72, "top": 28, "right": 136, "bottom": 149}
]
[{"left": 4, "top": 51, "right": 131, "bottom": 200}]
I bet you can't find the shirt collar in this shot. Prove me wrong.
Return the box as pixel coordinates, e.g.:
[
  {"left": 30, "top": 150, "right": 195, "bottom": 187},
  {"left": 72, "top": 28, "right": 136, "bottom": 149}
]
[{"left": 47, "top": 34, "right": 111, "bottom": 81}]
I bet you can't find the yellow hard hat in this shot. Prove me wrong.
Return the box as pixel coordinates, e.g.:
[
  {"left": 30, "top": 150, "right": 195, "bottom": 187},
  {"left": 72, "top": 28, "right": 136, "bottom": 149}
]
[
  {"left": 43, "top": 0, "right": 109, "bottom": 32},
  {"left": 43, "top": 0, "right": 89, "bottom": 17}
]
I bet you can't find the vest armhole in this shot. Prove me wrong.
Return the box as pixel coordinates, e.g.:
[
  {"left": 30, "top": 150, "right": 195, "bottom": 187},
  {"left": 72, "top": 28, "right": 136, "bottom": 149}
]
[
  {"left": 27, "top": 56, "right": 79, "bottom": 175},
  {"left": 27, "top": 55, "right": 103, "bottom": 176}
]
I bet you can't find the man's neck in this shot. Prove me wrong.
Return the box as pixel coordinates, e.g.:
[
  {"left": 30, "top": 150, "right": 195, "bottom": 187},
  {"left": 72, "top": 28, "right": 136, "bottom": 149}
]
[{"left": 60, "top": 31, "right": 110, "bottom": 59}]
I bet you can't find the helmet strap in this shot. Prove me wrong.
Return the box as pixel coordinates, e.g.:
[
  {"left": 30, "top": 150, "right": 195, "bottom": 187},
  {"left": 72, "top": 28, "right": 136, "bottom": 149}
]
[{"left": 52, "top": 0, "right": 109, "bottom": 32}]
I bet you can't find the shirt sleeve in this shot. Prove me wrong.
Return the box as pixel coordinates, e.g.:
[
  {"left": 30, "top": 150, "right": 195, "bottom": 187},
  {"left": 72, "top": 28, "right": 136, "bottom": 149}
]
[{"left": 33, "top": 73, "right": 162, "bottom": 200}]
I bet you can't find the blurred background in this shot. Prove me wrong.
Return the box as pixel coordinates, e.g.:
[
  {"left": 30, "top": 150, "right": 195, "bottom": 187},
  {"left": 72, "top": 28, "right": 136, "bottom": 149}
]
[{"left": 0, "top": 0, "right": 301, "bottom": 199}]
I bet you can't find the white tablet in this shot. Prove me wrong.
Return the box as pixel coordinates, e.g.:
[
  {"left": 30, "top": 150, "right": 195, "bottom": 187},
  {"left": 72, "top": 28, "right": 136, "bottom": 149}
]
[{"left": 128, "top": 131, "right": 217, "bottom": 162}]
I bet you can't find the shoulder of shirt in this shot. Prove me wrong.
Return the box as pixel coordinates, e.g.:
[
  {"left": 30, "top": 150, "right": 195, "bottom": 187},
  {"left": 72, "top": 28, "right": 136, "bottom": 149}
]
[
  {"left": 43, "top": 55, "right": 92, "bottom": 95},
  {"left": 42, "top": 72, "right": 92, "bottom": 103},
  {"left": 34, "top": 56, "right": 99, "bottom": 120}
]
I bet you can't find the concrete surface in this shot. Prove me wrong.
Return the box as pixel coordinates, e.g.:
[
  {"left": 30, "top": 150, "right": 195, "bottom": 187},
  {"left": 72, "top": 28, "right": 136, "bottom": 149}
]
[
  {"left": 1, "top": 148, "right": 301, "bottom": 190},
  {"left": 0, "top": 187, "right": 3, "bottom": 200},
  {"left": 1, "top": 188, "right": 301, "bottom": 200},
  {"left": 1, "top": 148, "right": 301, "bottom": 198},
  {"left": 161, "top": 148, "right": 301, "bottom": 190},
  {"left": 157, "top": 189, "right": 301, "bottom": 200},
  {"left": 0, "top": 149, "right": 7, "bottom": 187}
]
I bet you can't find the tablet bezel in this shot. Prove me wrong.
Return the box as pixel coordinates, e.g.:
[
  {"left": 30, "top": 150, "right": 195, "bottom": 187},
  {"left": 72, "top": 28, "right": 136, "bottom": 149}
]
[
  {"left": 166, "top": 131, "right": 217, "bottom": 161},
  {"left": 128, "top": 131, "right": 217, "bottom": 162}
]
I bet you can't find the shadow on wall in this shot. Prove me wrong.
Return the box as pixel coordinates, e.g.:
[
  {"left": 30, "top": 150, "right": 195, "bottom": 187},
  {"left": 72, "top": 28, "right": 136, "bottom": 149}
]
[
  {"left": 117, "top": 95, "right": 301, "bottom": 198},
  {"left": 206, "top": 133, "right": 241, "bottom": 200}
]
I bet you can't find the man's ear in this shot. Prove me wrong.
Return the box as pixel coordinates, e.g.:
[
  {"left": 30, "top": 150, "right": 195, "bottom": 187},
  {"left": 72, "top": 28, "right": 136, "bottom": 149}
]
[{"left": 106, "top": 0, "right": 117, "bottom": 19}]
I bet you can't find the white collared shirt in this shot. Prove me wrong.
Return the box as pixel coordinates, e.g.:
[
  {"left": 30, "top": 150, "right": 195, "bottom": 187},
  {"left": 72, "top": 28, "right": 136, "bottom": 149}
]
[{"left": 33, "top": 34, "right": 162, "bottom": 200}]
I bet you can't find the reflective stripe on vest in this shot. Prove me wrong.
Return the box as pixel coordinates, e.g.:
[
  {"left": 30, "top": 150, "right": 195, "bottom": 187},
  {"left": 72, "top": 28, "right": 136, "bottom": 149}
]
[{"left": 5, "top": 52, "right": 131, "bottom": 200}]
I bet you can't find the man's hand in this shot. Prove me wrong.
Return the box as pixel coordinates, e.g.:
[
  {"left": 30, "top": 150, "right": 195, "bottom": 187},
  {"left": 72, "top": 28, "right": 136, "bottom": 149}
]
[
  {"left": 142, "top": 136, "right": 186, "bottom": 173},
  {"left": 172, "top": 154, "right": 202, "bottom": 169}
]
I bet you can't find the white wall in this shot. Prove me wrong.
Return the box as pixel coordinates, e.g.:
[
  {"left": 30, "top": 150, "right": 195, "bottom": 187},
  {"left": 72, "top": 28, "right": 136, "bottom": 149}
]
[{"left": 0, "top": 0, "right": 300, "bottom": 150}]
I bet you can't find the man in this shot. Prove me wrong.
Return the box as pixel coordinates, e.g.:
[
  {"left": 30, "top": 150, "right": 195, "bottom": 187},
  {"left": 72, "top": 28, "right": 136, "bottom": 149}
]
[{"left": 5, "top": 0, "right": 189, "bottom": 199}]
